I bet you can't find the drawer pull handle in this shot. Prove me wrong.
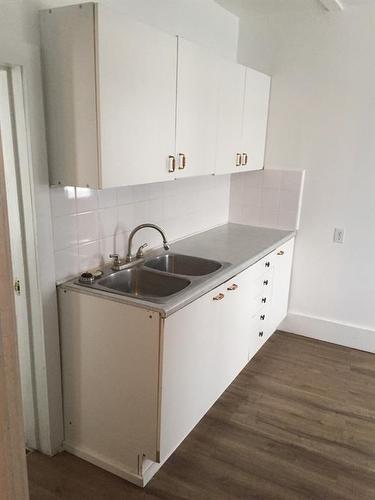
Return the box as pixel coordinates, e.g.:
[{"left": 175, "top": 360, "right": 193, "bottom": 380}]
[
  {"left": 259, "top": 331, "right": 264, "bottom": 337},
  {"left": 235, "top": 153, "right": 241, "bottom": 167},
  {"left": 168, "top": 155, "right": 176, "bottom": 173},
  {"left": 263, "top": 279, "right": 269, "bottom": 286},
  {"left": 265, "top": 261, "right": 270, "bottom": 268},
  {"left": 261, "top": 297, "right": 267, "bottom": 303},
  {"left": 213, "top": 293, "right": 225, "bottom": 301},
  {"left": 227, "top": 284, "right": 238, "bottom": 291},
  {"left": 241, "top": 152, "right": 248, "bottom": 166},
  {"left": 260, "top": 314, "right": 266, "bottom": 320},
  {"left": 277, "top": 250, "right": 285, "bottom": 256}
]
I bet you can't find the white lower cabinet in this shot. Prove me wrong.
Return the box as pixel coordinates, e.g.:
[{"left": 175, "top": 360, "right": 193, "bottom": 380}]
[
  {"left": 160, "top": 273, "right": 251, "bottom": 461},
  {"left": 58, "top": 237, "right": 294, "bottom": 487},
  {"left": 269, "top": 238, "right": 295, "bottom": 331}
]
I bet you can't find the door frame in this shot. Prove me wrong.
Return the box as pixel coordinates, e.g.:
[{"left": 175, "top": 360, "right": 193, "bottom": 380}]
[
  {"left": 0, "top": 103, "right": 29, "bottom": 500},
  {"left": 0, "top": 59, "right": 63, "bottom": 454},
  {"left": 0, "top": 66, "right": 38, "bottom": 449}
]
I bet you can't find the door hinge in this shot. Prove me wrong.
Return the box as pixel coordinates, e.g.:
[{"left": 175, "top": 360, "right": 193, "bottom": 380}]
[{"left": 14, "top": 279, "right": 21, "bottom": 295}]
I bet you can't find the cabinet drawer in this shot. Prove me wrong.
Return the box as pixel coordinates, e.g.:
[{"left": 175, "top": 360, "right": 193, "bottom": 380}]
[
  {"left": 249, "top": 291, "right": 272, "bottom": 316},
  {"left": 252, "top": 254, "right": 274, "bottom": 277},
  {"left": 240, "top": 253, "right": 273, "bottom": 283},
  {"left": 248, "top": 305, "right": 273, "bottom": 360}
]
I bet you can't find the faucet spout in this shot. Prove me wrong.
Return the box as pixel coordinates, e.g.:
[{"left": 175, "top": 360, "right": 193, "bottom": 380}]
[{"left": 126, "top": 223, "right": 170, "bottom": 263}]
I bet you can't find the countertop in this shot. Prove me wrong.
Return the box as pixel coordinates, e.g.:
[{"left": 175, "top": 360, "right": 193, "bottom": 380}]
[{"left": 60, "top": 223, "right": 295, "bottom": 317}]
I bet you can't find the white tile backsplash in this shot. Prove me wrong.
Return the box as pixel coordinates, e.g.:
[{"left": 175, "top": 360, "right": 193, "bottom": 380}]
[
  {"left": 98, "top": 187, "right": 117, "bottom": 208},
  {"left": 51, "top": 170, "right": 304, "bottom": 282},
  {"left": 78, "top": 241, "right": 101, "bottom": 270},
  {"left": 229, "top": 169, "right": 305, "bottom": 231},
  {"left": 50, "top": 186, "right": 76, "bottom": 216},
  {"left": 54, "top": 247, "right": 79, "bottom": 280},
  {"left": 77, "top": 211, "right": 99, "bottom": 245},
  {"left": 53, "top": 214, "right": 77, "bottom": 251},
  {"left": 51, "top": 175, "right": 231, "bottom": 282},
  {"left": 76, "top": 187, "right": 98, "bottom": 212},
  {"left": 98, "top": 207, "right": 118, "bottom": 239}
]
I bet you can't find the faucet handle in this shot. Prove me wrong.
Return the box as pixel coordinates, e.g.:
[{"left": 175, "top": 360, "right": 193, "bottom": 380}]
[
  {"left": 109, "top": 253, "right": 120, "bottom": 265},
  {"left": 136, "top": 243, "right": 148, "bottom": 259}
]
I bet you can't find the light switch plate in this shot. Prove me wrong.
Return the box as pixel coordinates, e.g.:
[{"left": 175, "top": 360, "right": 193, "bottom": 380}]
[{"left": 333, "top": 228, "right": 345, "bottom": 244}]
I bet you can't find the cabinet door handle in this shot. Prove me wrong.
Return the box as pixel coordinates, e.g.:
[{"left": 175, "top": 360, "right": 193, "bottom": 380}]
[
  {"left": 260, "top": 314, "right": 265, "bottom": 320},
  {"left": 241, "top": 152, "right": 248, "bottom": 166},
  {"left": 213, "top": 293, "right": 225, "bottom": 301},
  {"left": 263, "top": 279, "right": 269, "bottom": 286},
  {"left": 178, "top": 153, "right": 186, "bottom": 170},
  {"left": 259, "top": 331, "right": 264, "bottom": 337},
  {"left": 227, "top": 283, "right": 238, "bottom": 291},
  {"left": 265, "top": 261, "right": 270, "bottom": 268},
  {"left": 168, "top": 155, "right": 176, "bottom": 173},
  {"left": 277, "top": 250, "right": 285, "bottom": 256},
  {"left": 261, "top": 297, "right": 267, "bottom": 303},
  {"left": 235, "top": 153, "right": 241, "bottom": 166}
]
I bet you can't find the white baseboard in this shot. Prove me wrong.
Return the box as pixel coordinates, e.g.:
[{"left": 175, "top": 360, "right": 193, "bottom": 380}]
[{"left": 281, "top": 312, "right": 375, "bottom": 353}]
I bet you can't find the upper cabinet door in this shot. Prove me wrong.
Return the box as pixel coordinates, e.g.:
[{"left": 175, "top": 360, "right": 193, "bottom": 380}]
[
  {"left": 241, "top": 68, "right": 271, "bottom": 172},
  {"left": 97, "top": 6, "right": 177, "bottom": 188},
  {"left": 215, "top": 60, "right": 246, "bottom": 175},
  {"left": 175, "top": 38, "right": 220, "bottom": 178}
]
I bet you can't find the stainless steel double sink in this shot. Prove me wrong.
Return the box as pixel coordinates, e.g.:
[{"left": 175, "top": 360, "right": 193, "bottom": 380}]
[{"left": 77, "top": 253, "right": 228, "bottom": 303}]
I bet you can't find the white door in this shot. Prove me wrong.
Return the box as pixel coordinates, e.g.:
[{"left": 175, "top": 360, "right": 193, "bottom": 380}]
[
  {"left": 216, "top": 275, "right": 251, "bottom": 386},
  {"left": 175, "top": 37, "right": 220, "bottom": 178},
  {"left": 98, "top": 6, "right": 177, "bottom": 187},
  {"left": 215, "top": 60, "right": 246, "bottom": 175},
  {"left": 242, "top": 68, "right": 271, "bottom": 172},
  {"left": 0, "top": 69, "right": 36, "bottom": 448}
]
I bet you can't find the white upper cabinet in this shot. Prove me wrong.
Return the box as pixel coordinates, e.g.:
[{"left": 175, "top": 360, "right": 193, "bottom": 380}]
[
  {"left": 41, "top": 3, "right": 177, "bottom": 189},
  {"left": 40, "top": 4, "right": 99, "bottom": 188},
  {"left": 97, "top": 6, "right": 177, "bottom": 187},
  {"left": 215, "top": 60, "right": 246, "bottom": 175},
  {"left": 216, "top": 64, "right": 271, "bottom": 175},
  {"left": 242, "top": 68, "right": 271, "bottom": 172},
  {"left": 40, "top": 3, "right": 271, "bottom": 188},
  {"left": 174, "top": 38, "right": 221, "bottom": 178}
]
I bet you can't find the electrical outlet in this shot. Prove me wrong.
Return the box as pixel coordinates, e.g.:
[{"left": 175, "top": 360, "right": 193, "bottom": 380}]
[{"left": 333, "top": 228, "right": 345, "bottom": 244}]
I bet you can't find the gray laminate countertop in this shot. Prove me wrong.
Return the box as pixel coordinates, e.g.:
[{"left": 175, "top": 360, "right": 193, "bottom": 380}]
[{"left": 60, "top": 223, "right": 295, "bottom": 317}]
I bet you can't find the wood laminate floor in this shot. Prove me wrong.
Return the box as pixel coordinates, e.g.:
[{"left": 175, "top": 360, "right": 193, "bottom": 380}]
[{"left": 27, "top": 331, "right": 375, "bottom": 500}]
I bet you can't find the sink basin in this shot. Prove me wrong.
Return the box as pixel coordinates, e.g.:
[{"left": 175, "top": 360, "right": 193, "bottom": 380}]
[
  {"left": 97, "top": 267, "right": 190, "bottom": 300},
  {"left": 144, "top": 253, "right": 222, "bottom": 276}
]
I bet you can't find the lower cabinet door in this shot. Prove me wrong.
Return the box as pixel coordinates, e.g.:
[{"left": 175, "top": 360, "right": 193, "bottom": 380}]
[
  {"left": 270, "top": 238, "right": 295, "bottom": 332},
  {"left": 159, "top": 278, "right": 249, "bottom": 462}
]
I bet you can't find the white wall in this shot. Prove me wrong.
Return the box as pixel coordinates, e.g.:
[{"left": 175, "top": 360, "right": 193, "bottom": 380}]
[
  {"left": 31, "top": 0, "right": 239, "bottom": 60},
  {"left": 0, "top": 0, "right": 239, "bottom": 453},
  {"left": 238, "top": 6, "right": 375, "bottom": 345}
]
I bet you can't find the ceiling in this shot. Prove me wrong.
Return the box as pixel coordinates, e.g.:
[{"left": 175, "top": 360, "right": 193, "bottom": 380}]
[{"left": 215, "top": 0, "right": 375, "bottom": 17}]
